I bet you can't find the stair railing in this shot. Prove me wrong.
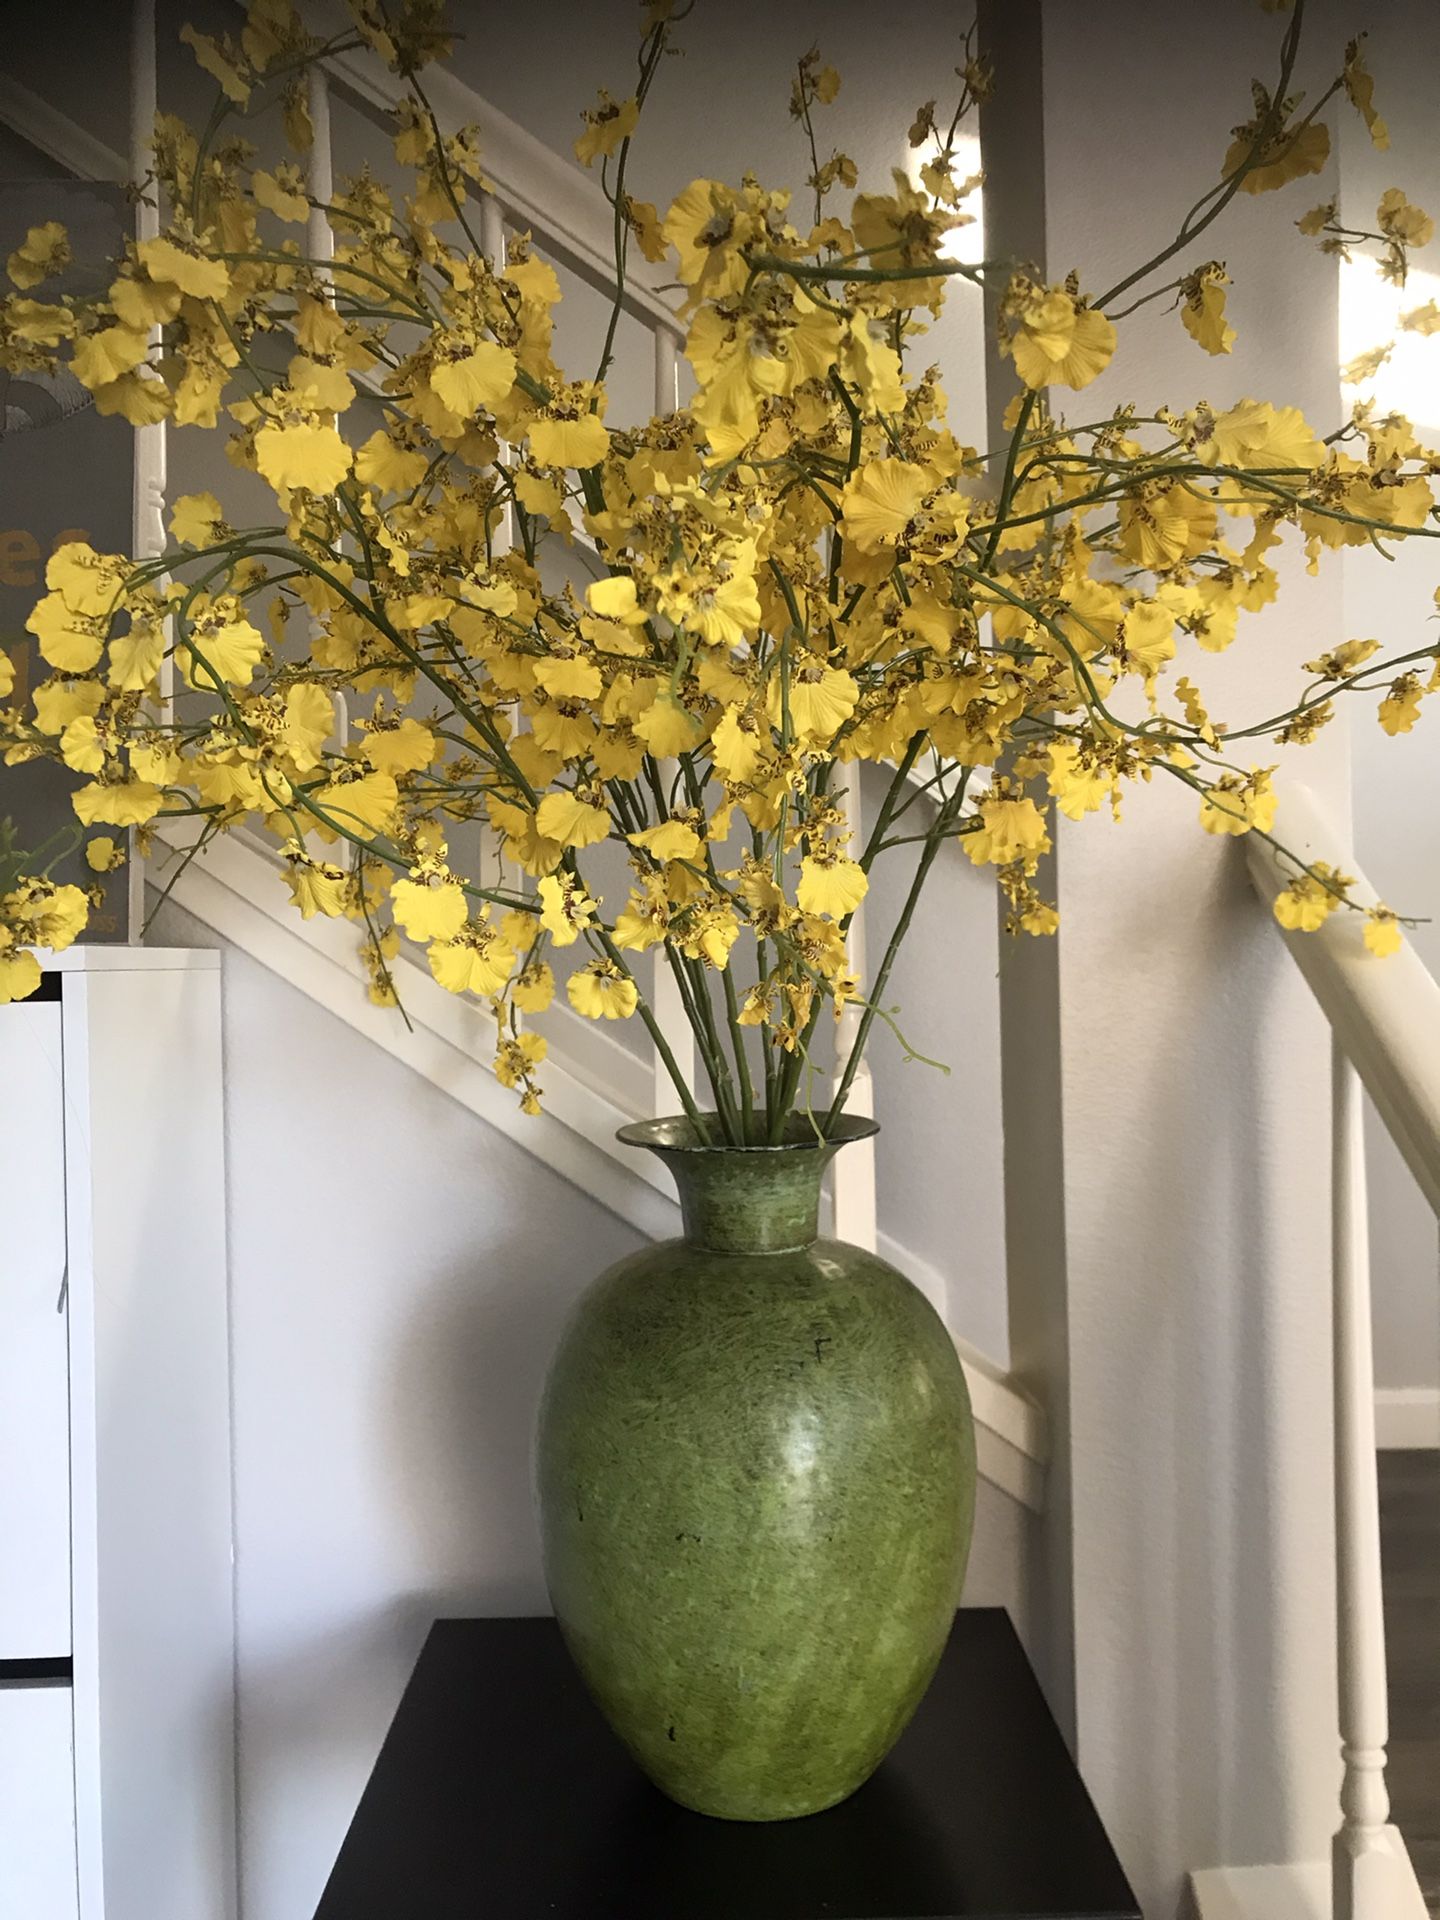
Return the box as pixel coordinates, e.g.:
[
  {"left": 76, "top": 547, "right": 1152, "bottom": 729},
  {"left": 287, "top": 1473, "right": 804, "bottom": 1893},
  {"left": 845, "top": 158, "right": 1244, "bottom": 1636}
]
[{"left": 1247, "top": 783, "right": 1437, "bottom": 1920}]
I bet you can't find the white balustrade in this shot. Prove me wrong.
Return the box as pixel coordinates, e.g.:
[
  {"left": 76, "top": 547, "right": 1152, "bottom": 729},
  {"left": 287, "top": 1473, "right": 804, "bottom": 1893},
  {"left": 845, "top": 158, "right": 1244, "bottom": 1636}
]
[
  {"left": 478, "top": 191, "right": 513, "bottom": 557},
  {"left": 832, "top": 777, "right": 878, "bottom": 1250},
  {"left": 1248, "top": 786, "right": 1434, "bottom": 1920},
  {"left": 129, "top": 0, "right": 168, "bottom": 937},
  {"left": 648, "top": 323, "right": 698, "bottom": 1116},
  {"left": 305, "top": 65, "right": 335, "bottom": 288},
  {"left": 1330, "top": 1047, "right": 1429, "bottom": 1920}
]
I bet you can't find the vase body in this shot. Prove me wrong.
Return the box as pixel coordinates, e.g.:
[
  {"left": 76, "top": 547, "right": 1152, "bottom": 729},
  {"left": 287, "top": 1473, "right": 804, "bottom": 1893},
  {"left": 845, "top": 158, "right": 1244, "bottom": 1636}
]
[{"left": 536, "top": 1115, "right": 976, "bottom": 1821}]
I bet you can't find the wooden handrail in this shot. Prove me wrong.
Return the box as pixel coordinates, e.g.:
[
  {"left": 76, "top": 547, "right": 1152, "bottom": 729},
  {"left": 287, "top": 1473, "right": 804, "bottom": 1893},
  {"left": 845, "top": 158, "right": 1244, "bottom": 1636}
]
[{"left": 1246, "top": 783, "right": 1440, "bottom": 1217}]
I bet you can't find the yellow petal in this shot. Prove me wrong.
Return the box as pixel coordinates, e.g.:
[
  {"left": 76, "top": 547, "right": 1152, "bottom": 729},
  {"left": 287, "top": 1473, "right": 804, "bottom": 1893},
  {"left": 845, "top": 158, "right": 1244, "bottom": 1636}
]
[
  {"left": 629, "top": 820, "right": 702, "bottom": 863},
  {"left": 430, "top": 341, "right": 517, "bottom": 415},
  {"left": 535, "top": 791, "right": 611, "bottom": 849},
  {"left": 529, "top": 414, "right": 610, "bottom": 468},
  {"left": 391, "top": 878, "right": 469, "bottom": 943},
  {"left": 796, "top": 855, "right": 868, "bottom": 917},
  {"left": 586, "top": 576, "right": 646, "bottom": 625},
  {"left": 71, "top": 781, "right": 164, "bottom": 828},
  {"left": 137, "top": 236, "right": 229, "bottom": 301},
  {"left": 254, "top": 420, "right": 353, "bottom": 493}
]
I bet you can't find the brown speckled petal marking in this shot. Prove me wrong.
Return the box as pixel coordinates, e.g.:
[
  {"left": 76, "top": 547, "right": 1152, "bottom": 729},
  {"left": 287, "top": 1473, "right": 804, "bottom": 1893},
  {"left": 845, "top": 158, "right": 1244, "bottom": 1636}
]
[{"left": 536, "top": 1116, "right": 976, "bottom": 1822}]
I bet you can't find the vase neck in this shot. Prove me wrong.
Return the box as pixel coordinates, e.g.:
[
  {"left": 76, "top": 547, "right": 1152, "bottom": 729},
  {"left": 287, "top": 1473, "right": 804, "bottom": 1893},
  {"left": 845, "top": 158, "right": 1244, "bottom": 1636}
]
[
  {"left": 673, "top": 1146, "right": 827, "bottom": 1254},
  {"left": 616, "top": 1115, "right": 881, "bottom": 1256}
]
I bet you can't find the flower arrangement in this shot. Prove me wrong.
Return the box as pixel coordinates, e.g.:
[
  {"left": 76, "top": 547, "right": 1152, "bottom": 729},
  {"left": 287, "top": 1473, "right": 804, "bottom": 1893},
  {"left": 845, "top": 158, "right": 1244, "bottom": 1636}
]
[{"left": 0, "top": 0, "right": 1435, "bottom": 1145}]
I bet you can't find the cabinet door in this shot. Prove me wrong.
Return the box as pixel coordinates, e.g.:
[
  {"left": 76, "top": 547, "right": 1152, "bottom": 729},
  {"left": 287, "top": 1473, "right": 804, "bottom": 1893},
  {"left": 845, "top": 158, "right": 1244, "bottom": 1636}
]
[
  {"left": 0, "top": 1684, "right": 79, "bottom": 1920},
  {"left": 0, "top": 997, "right": 71, "bottom": 1658}
]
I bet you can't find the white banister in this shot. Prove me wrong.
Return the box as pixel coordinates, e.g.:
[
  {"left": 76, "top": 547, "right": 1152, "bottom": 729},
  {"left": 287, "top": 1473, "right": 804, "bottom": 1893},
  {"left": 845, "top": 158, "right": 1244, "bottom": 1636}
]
[
  {"left": 1248, "top": 785, "right": 1433, "bottom": 1920},
  {"left": 1331, "top": 1045, "right": 1429, "bottom": 1920},
  {"left": 653, "top": 324, "right": 679, "bottom": 418},
  {"left": 305, "top": 66, "right": 351, "bottom": 810},
  {"left": 473, "top": 189, "right": 523, "bottom": 946},
  {"left": 130, "top": 0, "right": 167, "bottom": 939},
  {"left": 0, "top": 74, "right": 124, "bottom": 181},
  {"left": 1247, "top": 785, "right": 1440, "bottom": 1215},
  {"left": 305, "top": 65, "right": 335, "bottom": 288},
  {"left": 832, "top": 776, "right": 877, "bottom": 1250},
  {"left": 477, "top": 192, "right": 513, "bottom": 559},
  {"left": 649, "top": 323, "right": 697, "bottom": 1116}
]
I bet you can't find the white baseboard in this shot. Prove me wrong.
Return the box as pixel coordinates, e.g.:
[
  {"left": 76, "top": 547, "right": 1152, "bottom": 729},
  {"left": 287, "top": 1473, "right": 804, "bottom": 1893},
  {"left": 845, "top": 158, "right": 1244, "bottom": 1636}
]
[
  {"left": 1188, "top": 1860, "right": 1328, "bottom": 1920},
  {"left": 1375, "top": 1387, "right": 1440, "bottom": 1449}
]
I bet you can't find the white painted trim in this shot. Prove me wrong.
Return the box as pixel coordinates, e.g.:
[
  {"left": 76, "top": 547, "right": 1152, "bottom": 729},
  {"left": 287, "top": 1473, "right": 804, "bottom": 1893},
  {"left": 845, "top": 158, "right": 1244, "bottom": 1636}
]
[
  {"left": 0, "top": 76, "right": 126, "bottom": 181},
  {"left": 1189, "top": 1860, "right": 1330, "bottom": 1920},
  {"left": 41, "top": 946, "right": 218, "bottom": 973},
  {"left": 1374, "top": 1387, "right": 1440, "bottom": 1449},
  {"left": 1191, "top": 1840, "right": 1430, "bottom": 1920},
  {"left": 152, "top": 823, "right": 682, "bottom": 1241},
  {"left": 958, "top": 1336, "right": 1048, "bottom": 1511},
  {"left": 1247, "top": 785, "right": 1440, "bottom": 1217}
]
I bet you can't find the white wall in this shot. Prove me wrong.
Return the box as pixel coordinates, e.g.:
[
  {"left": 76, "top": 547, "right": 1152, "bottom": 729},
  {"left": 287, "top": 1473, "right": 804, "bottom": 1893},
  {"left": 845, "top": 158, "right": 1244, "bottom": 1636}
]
[
  {"left": 144, "top": 897, "right": 639, "bottom": 1915},
  {"left": 981, "top": 1, "right": 1358, "bottom": 1908},
  {"left": 1338, "top": 2, "right": 1440, "bottom": 1431}
]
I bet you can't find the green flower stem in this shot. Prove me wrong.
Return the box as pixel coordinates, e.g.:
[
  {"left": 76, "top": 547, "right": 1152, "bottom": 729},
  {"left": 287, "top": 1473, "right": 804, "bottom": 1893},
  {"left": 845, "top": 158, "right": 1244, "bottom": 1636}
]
[
  {"left": 663, "top": 940, "right": 740, "bottom": 1139},
  {"left": 980, "top": 390, "right": 1038, "bottom": 570},
  {"left": 747, "top": 252, "right": 994, "bottom": 287},
  {"left": 209, "top": 250, "right": 432, "bottom": 319},
  {"left": 594, "top": 12, "right": 673, "bottom": 387},
  {"left": 686, "top": 948, "right": 745, "bottom": 1140},
  {"left": 858, "top": 732, "right": 928, "bottom": 872},
  {"left": 984, "top": 452, "right": 1440, "bottom": 544},
  {"left": 404, "top": 70, "right": 488, "bottom": 262},
  {"left": 1226, "top": 642, "right": 1440, "bottom": 740},
  {"left": 826, "top": 778, "right": 968, "bottom": 1129},
  {"left": 1095, "top": 0, "right": 1308, "bottom": 309},
  {"left": 586, "top": 920, "right": 713, "bottom": 1140}
]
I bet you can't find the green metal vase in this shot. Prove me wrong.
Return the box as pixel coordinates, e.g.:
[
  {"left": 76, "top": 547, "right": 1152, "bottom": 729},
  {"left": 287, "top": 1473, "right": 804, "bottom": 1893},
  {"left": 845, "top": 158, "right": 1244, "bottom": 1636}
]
[{"left": 536, "top": 1114, "right": 976, "bottom": 1822}]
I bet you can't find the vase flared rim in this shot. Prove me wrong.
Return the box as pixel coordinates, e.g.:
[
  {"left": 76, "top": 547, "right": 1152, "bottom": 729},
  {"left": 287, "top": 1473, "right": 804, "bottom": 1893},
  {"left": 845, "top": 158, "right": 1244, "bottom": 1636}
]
[{"left": 616, "top": 1112, "right": 879, "bottom": 1156}]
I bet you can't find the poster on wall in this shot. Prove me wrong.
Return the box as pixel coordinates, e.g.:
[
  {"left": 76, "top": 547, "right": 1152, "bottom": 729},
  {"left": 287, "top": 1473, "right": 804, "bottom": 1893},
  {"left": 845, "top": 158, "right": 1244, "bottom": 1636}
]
[{"left": 0, "top": 178, "right": 134, "bottom": 941}]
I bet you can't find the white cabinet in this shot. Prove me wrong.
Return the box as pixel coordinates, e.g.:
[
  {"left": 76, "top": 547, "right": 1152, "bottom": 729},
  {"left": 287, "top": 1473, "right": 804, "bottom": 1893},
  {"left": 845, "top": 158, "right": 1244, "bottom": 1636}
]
[
  {"left": 0, "top": 951, "right": 235, "bottom": 1920},
  {"left": 0, "top": 996, "right": 70, "bottom": 1661},
  {"left": 0, "top": 1686, "right": 78, "bottom": 1920}
]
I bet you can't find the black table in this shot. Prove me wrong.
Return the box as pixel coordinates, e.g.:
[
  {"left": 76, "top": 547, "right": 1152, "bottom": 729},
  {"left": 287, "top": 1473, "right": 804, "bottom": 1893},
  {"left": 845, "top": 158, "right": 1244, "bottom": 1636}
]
[{"left": 315, "top": 1611, "right": 1140, "bottom": 1920}]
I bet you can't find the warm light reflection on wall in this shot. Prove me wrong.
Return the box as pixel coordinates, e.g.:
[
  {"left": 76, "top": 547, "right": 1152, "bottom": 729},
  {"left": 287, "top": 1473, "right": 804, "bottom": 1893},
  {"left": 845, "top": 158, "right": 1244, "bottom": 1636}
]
[
  {"left": 1339, "top": 255, "right": 1440, "bottom": 426},
  {"left": 904, "top": 132, "right": 985, "bottom": 265}
]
